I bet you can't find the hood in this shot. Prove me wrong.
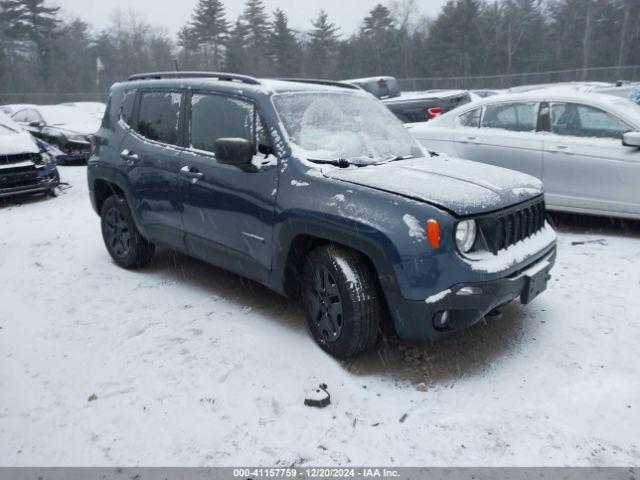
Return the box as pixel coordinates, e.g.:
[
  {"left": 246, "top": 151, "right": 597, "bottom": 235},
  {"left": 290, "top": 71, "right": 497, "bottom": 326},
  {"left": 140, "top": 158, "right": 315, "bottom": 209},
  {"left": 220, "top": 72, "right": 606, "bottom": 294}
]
[
  {"left": 324, "top": 156, "right": 544, "bottom": 216},
  {"left": 0, "top": 130, "right": 39, "bottom": 155},
  {"left": 50, "top": 122, "right": 100, "bottom": 136}
]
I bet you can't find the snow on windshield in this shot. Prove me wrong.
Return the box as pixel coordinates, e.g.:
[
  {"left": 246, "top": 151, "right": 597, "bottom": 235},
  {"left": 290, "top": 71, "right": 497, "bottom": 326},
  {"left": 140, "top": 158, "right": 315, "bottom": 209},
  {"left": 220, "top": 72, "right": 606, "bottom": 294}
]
[
  {"left": 0, "top": 124, "right": 18, "bottom": 135},
  {"left": 273, "top": 92, "right": 423, "bottom": 163},
  {"left": 0, "top": 112, "right": 21, "bottom": 134},
  {"left": 38, "top": 106, "right": 97, "bottom": 125},
  {"left": 612, "top": 98, "right": 640, "bottom": 125}
]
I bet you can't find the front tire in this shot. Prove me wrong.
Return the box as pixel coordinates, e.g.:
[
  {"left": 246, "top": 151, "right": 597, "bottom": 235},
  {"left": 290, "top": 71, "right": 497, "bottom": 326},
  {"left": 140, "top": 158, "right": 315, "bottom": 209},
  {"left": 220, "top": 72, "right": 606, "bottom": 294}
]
[
  {"left": 302, "top": 245, "right": 382, "bottom": 358},
  {"left": 100, "top": 195, "right": 155, "bottom": 269}
]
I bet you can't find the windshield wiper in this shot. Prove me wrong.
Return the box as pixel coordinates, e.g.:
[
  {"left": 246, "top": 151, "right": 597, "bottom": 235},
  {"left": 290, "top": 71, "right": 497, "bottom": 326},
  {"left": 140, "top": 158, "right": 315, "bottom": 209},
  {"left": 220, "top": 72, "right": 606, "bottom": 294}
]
[
  {"left": 307, "top": 157, "right": 379, "bottom": 168},
  {"left": 380, "top": 154, "right": 415, "bottom": 163}
]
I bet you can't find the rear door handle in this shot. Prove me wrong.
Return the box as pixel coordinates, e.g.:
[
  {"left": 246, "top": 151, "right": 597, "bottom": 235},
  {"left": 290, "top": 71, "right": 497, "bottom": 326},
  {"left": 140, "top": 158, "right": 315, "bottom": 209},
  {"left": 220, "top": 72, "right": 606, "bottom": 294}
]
[
  {"left": 179, "top": 165, "right": 204, "bottom": 183},
  {"left": 461, "top": 136, "right": 478, "bottom": 143},
  {"left": 120, "top": 149, "right": 139, "bottom": 163}
]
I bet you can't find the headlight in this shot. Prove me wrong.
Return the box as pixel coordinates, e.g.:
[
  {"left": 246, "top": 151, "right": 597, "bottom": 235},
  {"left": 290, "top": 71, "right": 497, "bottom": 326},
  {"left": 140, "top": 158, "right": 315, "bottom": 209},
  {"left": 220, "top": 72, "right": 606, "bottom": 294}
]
[
  {"left": 455, "top": 220, "right": 477, "bottom": 253},
  {"left": 41, "top": 152, "right": 55, "bottom": 165}
]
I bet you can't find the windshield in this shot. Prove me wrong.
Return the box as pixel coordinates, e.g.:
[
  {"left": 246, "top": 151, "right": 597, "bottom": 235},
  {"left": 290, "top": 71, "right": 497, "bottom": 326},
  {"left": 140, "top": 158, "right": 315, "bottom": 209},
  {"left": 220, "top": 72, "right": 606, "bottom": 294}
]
[
  {"left": 0, "top": 112, "right": 21, "bottom": 134},
  {"left": 273, "top": 92, "right": 423, "bottom": 164},
  {"left": 39, "top": 106, "right": 97, "bottom": 126}
]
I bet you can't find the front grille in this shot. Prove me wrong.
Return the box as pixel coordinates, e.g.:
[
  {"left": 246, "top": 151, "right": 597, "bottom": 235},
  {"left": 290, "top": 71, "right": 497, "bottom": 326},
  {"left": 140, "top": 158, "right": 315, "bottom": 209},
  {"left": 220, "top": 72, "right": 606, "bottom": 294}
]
[
  {"left": 475, "top": 197, "right": 546, "bottom": 255},
  {"left": 0, "top": 152, "right": 41, "bottom": 165}
]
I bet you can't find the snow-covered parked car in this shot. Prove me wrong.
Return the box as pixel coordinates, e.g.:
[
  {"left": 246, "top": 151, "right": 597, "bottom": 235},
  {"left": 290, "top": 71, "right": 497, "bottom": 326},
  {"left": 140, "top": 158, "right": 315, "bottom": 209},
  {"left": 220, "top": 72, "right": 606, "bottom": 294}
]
[
  {"left": 0, "top": 112, "right": 59, "bottom": 198},
  {"left": 60, "top": 101, "right": 107, "bottom": 120},
  {"left": 11, "top": 105, "right": 100, "bottom": 163},
  {"left": 410, "top": 89, "right": 640, "bottom": 220},
  {"left": 88, "top": 72, "right": 557, "bottom": 358}
]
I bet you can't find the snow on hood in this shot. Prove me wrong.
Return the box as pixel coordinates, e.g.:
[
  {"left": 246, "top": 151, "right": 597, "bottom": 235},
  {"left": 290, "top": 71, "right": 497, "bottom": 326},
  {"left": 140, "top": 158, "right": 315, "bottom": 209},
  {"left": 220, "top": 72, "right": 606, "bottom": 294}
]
[
  {"left": 324, "top": 156, "right": 544, "bottom": 216},
  {"left": 51, "top": 122, "right": 100, "bottom": 136},
  {"left": 0, "top": 129, "right": 39, "bottom": 155}
]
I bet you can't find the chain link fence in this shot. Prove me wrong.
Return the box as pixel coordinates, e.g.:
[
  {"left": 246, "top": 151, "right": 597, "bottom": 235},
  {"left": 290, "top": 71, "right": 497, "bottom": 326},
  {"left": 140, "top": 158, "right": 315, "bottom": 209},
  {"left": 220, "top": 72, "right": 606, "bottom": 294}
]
[
  {"left": 0, "top": 92, "right": 103, "bottom": 106},
  {"left": 1, "top": 66, "right": 639, "bottom": 105},
  {"left": 397, "top": 65, "right": 640, "bottom": 91}
]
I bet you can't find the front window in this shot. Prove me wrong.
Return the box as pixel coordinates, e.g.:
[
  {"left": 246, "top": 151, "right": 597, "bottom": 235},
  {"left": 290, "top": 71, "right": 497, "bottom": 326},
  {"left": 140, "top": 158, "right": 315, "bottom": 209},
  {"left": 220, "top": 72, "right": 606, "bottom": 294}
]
[
  {"left": 550, "top": 102, "right": 633, "bottom": 140},
  {"left": 190, "top": 94, "right": 255, "bottom": 153},
  {"left": 272, "top": 92, "right": 423, "bottom": 164}
]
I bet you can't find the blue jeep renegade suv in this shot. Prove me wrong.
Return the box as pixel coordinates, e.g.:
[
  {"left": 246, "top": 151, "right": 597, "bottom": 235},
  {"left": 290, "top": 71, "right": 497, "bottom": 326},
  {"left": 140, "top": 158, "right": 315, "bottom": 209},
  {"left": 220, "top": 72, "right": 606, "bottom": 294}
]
[{"left": 88, "top": 72, "right": 557, "bottom": 358}]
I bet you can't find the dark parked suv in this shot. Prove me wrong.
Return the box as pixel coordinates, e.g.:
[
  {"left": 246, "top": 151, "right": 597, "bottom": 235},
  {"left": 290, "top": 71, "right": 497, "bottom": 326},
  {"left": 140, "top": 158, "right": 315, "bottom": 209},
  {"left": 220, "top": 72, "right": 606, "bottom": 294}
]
[{"left": 88, "top": 72, "right": 557, "bottom": 358}]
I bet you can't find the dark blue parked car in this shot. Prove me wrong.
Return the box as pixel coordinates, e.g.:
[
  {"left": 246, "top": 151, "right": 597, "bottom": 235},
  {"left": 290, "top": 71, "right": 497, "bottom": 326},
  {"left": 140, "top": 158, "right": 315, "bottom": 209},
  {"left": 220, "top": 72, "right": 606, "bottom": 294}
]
[{"left": 88, "top": 72, "right": 557, "bottom": 358}]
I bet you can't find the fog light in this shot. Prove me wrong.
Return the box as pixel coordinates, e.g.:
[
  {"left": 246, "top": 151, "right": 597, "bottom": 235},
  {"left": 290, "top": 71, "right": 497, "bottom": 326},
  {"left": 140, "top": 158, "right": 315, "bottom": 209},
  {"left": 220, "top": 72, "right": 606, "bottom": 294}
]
[
  {"left": 433, "top": 310, "right": 451, "bottom": 330},
  {"left": 457, "top": 286, "right": 483, "bottom": 296}
]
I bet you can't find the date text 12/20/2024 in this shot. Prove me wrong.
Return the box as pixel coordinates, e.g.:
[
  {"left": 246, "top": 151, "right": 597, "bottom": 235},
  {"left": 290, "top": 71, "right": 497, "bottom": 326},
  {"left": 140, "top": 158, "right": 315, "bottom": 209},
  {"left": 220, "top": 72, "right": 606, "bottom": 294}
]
[{"left": 233, "top": 468, "right": 401, "bottom": 478}]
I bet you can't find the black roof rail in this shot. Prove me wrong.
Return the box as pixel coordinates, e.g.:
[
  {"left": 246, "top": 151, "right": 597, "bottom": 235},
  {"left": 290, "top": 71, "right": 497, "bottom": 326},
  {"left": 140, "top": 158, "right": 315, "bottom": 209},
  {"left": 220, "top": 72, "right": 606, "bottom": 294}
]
[
  {"left": 127, "top": 71, "right": 261, "bottom": 85},
  {"left": 274, "top": 78, "right": 361, "bottom": 91}
]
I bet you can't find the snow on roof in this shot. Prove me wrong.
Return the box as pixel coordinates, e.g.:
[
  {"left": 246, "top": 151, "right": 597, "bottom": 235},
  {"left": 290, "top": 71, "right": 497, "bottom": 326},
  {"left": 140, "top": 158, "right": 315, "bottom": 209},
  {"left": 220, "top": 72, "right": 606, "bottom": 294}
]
[
  {"left": 259, "top": 79, "right": 366, "bottom": 94},
  {"left": 433, "top": 87, "right": 640, "bottom": 123},
  {"left": 1, "top": 104, "right": 36, "bottom": 114},
  {"left": 36, "top": 105, "right": 101, "bottom": 125}
]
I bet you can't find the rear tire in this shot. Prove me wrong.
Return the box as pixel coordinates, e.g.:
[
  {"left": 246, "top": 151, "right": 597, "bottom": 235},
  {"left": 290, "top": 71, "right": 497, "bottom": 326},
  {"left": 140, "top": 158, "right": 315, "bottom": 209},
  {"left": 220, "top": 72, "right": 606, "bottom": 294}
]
[
  {"left": 302, "top": 245, "right": 381, "bottom": 358},
  {"left": 100, "top": 195, "right": 154, "bottom": 269}
]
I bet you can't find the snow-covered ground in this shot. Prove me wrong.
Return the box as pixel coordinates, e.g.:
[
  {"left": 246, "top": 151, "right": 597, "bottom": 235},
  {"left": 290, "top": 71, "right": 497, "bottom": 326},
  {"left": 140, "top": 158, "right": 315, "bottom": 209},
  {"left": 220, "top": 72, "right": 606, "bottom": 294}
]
[{"left": 1, "top": 166, "right": 639, "bottom": 466}]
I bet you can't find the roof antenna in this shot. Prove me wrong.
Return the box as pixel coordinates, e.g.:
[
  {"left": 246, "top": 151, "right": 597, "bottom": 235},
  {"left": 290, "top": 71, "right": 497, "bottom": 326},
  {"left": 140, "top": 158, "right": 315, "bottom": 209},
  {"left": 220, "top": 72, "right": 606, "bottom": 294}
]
[{"left": 174, "top": 59, "right": 180, "bottom": 72}]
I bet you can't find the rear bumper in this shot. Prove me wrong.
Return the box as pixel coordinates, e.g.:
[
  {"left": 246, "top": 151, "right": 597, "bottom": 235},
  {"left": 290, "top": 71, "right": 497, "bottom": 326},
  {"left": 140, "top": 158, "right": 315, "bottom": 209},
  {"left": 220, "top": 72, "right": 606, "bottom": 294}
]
[{"left": 390, "top": 246, "right": 556, "bottom": 341}]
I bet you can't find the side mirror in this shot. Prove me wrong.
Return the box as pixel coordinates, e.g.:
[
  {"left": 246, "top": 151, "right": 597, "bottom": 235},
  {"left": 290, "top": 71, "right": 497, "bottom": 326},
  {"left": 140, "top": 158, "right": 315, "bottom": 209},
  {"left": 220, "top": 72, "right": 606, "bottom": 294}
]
[
  {"left": 622, "top": 131, "right": 640, "bottom": 148},
  {"left": 29, "top": 121, "right": 43, "bottom": 128},
  {"left": 213, "top": 138, "right": 255, "bottom": 171}
]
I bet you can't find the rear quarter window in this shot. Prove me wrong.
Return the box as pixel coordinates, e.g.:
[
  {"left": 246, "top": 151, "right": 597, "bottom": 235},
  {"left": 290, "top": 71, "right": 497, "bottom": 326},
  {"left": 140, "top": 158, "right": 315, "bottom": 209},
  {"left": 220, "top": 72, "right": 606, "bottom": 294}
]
[{"left": 120, "top": 90, "right": 136, "bottom": 127}]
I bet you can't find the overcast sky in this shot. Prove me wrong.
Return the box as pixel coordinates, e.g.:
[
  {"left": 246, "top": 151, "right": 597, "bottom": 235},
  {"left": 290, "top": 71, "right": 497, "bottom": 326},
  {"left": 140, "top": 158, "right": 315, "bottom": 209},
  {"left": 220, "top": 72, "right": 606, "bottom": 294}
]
[{"left": 50, "top": 0, "right": 449, "bottom": 36}]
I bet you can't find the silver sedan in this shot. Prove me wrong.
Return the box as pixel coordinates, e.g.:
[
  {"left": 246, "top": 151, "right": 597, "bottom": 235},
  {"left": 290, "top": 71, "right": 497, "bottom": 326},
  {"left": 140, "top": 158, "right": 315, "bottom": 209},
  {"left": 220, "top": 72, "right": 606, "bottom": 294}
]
[{"left": 409, "top": 90, "right": 640, "bottom": 220}]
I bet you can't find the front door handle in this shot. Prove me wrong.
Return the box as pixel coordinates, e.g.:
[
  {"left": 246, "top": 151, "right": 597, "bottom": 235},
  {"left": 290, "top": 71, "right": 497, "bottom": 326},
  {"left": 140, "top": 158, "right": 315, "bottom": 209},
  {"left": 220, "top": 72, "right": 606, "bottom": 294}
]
[
  {"left": 120, "top": 149, "right": 139, "bottom": 163},
  {"left": 179, "top": 165, "right": 204, "bottom": 183},
  {"left": 550, "top": 145, "right": 572, "bottom": 154}
]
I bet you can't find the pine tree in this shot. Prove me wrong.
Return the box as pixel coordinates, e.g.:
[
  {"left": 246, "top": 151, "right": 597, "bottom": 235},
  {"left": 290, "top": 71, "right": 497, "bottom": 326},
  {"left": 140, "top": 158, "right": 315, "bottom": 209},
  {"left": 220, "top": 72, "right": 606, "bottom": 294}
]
[
  {"left": 0, "top": 0, "right": 60, "bottom": 85},
  {"left": 360, "top": 4, "right": 398, "bottom": 75},
  {"left": 241, "top": 0, "right": 269, "bottom": 75},
  {"left": 225, "top": 18, "right": 249, "bottom": 73},
  {"left": 184, "top": 0, "right": 229, "bottom": 69},
  {"left": 268, "top": 9, "right": 299, "bottom": 76},
  {"left": 308, "top": 10, "right": 340, "bottom": 78}
]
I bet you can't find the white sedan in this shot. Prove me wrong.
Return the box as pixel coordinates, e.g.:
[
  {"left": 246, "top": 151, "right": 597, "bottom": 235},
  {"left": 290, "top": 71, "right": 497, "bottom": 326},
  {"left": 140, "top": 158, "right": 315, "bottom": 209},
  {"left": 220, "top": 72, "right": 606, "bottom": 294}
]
[{"left": 410, "top": 89, "right": 640, "bottom": 220}]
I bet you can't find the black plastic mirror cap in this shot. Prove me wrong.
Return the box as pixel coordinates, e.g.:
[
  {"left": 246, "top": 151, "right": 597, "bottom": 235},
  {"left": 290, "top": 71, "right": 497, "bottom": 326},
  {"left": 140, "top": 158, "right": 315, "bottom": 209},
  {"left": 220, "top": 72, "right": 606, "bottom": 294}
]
[
  {"left": 214, "top": 138, "right": 253, "bottom": 166},
  {"left": 622, "top": 132, "right": 640, "bottom": 148}
]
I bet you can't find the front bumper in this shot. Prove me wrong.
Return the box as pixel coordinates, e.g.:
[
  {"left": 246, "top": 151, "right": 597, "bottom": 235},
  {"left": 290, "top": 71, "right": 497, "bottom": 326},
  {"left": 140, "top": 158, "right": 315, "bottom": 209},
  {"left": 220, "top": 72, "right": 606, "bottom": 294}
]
[
  {"left": 390, "top": 246, "right": 557, "bottom": 341},
  {"left": 0, "top": 168, "right": 59, "bottom": 198}
]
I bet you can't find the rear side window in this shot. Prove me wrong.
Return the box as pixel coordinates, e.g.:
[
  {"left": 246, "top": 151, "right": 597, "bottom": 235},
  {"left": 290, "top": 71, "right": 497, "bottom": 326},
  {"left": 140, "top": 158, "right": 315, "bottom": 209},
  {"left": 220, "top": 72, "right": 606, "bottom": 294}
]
[
  {"left": 135, "top": 91, "right": 182, "bottom": 145},
  {"left": 481, "top": 102, "right": 538, "bottom": 132},
  {"left": 120, "top": 90, "right": 136, "bottom": 127},
  {"left": 190, "top": 94, "right": 254, "bottom": 153},
  {"left": 457, "top": 108, "right": 481, "bottom": 127}
]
